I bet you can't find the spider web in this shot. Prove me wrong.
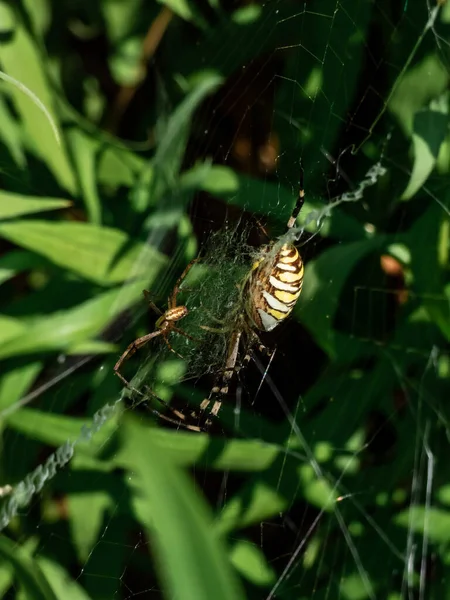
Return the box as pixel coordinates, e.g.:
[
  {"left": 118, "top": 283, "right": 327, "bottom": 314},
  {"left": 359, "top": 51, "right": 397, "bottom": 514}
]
[{"left": 0, "top": 1, "right": 449, "bottom": 599}]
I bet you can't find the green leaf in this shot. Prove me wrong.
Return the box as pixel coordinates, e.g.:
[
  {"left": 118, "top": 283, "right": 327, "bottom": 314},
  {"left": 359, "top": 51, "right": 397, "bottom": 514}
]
[
  {"left": 114, "top": 426, "right": 281, "bottom": 472},
  {"left": 37, "top": 558, "right": 91, "bottom": 600},
  {"left": 402, "top": 99, "right": 449, "bottom": 200},
  {"left": 4, "top": 406, "right": 120, "bottom": 454},
  {"left": 0, "top": 315, "right": 26, "bottom": 345},
  {"left": 0, "top": 535, "right": 58, "bottom": 600},
  {"left": 0, "top": 361, "right": 41, "bottom": 411},
  {"left": 67, "top": 129, "right": 101, "bottom": 224},
  {"left": 120, "top": 416, "right": 246, "bottom": 600},
  {"left": 394, "top": 506, "right": 450, "bottom": 544},
  {"left": 148, "top": 72, "right": 223, "bottom": 205},
  {"left": 68, "top": 488, "right": 112, "bottom": 562},
  {"left": 389, "top": 53, "right": 449, "bottom": 137},
  {"left": 0, "top": 191, "right": 71, "bottom": 220},
  {"left": 0, "top": 220, "right": 167, "bottom": 285},
  {"left": 229, "top": 539, "right": 275, "bottom": 586},
  {"left": 298, "top": 238, "right": 385, "bottom": 356},
  {"left": 0, "top": 3, "right": 76, "bottom": 193},
  {"left": 407, "top": 201, "right": 450, "bottom": 341},
  {"left": 0, "top": 279, "right": 150, "bottom": 359},
  {"left": 0, "top": 93, "right": 25, "bottom": 167}
]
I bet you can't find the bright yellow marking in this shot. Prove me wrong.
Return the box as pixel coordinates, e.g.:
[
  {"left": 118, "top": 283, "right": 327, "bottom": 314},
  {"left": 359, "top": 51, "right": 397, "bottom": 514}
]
[
  {"left": 274, "top": 289, "right": 298, "bottom": 303},
  {"left": 267, "top": 308, "right": 287, "bottom": 320}
]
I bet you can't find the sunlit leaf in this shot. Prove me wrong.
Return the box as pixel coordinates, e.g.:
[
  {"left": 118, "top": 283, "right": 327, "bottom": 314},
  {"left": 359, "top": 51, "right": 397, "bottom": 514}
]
[
  {"left": 0, "top": 535, "right": 58, "bottom": 600},
  {"left": 0, "top": 220, "right": 167, "bottom": 285},
  {"left": 0, "top": 192, "right": 71, "bottom": 220},
  {"left": 0, "top": 280, "right": 151, "bottom": 359},
  {"left": 0, "top": 3, "right": 76, "bottom": 193},
  {"left": 298, "top": 238, "right": 385, "bottom": 356},
  {"left": 120, "top": 416, "right": 246, "bottom": 600}
]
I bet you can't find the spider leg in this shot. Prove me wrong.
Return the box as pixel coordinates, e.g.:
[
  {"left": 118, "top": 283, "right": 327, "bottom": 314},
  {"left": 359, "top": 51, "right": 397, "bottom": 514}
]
[
  {"left": 168, "top": 258, "right": 199, "bottom": 309},
  {"left": 114, "top": 331, "right": 162, "bottom": 386},
  {"left": 143, "top": 386, "right": 206, "bottom": 433},
  {"left": 162, "top": 334, "right": 185, "bottom": 360},
  {"left": 198, "top": 329, "right": 242, "bottom": 427},
  {"left": 143, "top": 290, "right": 163, "bottom": 316}
]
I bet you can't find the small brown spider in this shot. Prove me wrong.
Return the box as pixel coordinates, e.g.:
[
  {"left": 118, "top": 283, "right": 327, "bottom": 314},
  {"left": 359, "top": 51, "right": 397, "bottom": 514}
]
[{"left": 114, "top": 260, "right": 197, "bottom": 390}]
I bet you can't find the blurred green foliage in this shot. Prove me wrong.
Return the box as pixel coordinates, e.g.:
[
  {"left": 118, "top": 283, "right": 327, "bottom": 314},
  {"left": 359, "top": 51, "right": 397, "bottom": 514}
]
[{"left": 0, "top": 0, "right": 449, "bottom": 599}]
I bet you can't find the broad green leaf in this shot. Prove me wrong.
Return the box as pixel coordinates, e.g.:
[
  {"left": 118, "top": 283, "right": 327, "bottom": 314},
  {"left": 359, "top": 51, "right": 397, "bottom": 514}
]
[
  {"left": 232, "top": 5, "right": 262, "bottom": 24},
  {"left": 113, "top": 426, "right": 281, "bottom": 472},
  {"left": 402, "top": 99, "right": 449, "bottom": 200},
  {"left": 389, "top": 53, "right": 449, "bottom": 137},
  {"left": 4, "top": 409, "right": 92, "bottom": 445},
  {"left": 216, "top": 480, "right": 286, "bottom": 536},
  {"left": 298, "top": 238, "right": 385, "bottom": 356},
  {"left": 101, "top": 0, "right": 142, "bottom": 44},
  {"left": 120, "top": 416, "right": 246, "bottom": 600},
  {"left": 0, "top": 93, "right": 25, "bottom": 167},
  {"left": 0, "top": 535, "right": 58, "bottom": 600},
  {"left": 37, "top": 558, "right": 90, "bottom": 600},
  {"left": 148, "top": 72, "right": 223, "bottom": 205},
  {"left": 67, "top": 340, "right": 116, "bottom": 355},
  {"left": 0, "top": 361, "right": 41, "bottom": 410},
  {"left": 407, "top": 201, "right": 450, "bottom": 340},
  {"left": 67, "top": 128, "right": 101, "bottom": 224},
  {"left": 98, "top": 145, "right": 145, "bottom": 190},
  {"left": 0, "top": 191, "right": 71, "bottom": 220},
  {"left": 4, "top": 406, "right": 120, "bottom": 454},
  {"left": 0, "top": 279, "right": 150, "bottom": 359},
  {"left": 0, "top": 315, "right": 26, "bottom": 345},
  {"left": 0, "top": 220, "right": 167, "bottom": 285},
  {"left": 229, "top": 539, "right": 275, "bottom": 586},
  {"left": 68, "top": 487, "right": 112, "bottom": 562},
  {"left": 0, "top": 3, "right": 76, "bottom": 193},
  {"left": 394, "top": 506, "right": 450, "bottom": 543}
]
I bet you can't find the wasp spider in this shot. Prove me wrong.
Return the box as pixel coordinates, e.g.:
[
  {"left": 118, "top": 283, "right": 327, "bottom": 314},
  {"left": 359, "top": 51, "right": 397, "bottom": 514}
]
[
  {"left": 190, "top": 186, "right": 305, "bottom": 430},
  {"left": 114, "top": 188, "right": 305, "bottom": 432}
]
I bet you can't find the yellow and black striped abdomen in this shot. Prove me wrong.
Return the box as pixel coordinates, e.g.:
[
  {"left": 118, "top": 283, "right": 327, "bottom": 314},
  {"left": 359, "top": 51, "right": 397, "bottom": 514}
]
[{"left": 245, "top": 243, "right": 304, "bottom": 332}]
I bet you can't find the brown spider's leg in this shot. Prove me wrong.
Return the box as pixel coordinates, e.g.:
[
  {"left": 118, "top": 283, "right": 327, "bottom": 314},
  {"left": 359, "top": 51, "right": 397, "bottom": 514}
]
[
  {"left": 114, "top": 331, "right": 162, "bottom": 388},
  {"left": 162, "top": 335, "right": 185, "bottom": 360},
  {"left": 143, "top": 290, "right": 163, "bottom": 316},
  {"left": 197, "top": 330, "right": 242, "bottom": 428},
  {"left": 157, "top": 411, "right": 204, "bottom": 433},
  {"left": 199, "top": 325, "right": 224, "bottom": 334},
  {"left": 168, "top": 258, "right": 199, "bottom": 309},
  {"left": 143, "top": 386, "right": 206, "bottom": 433},
  {"left": 200, "top": 306, "right": 225, "bottom": 326},
  {"left": 240, "top": 330, "right": 272, "bottom": 368}
]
